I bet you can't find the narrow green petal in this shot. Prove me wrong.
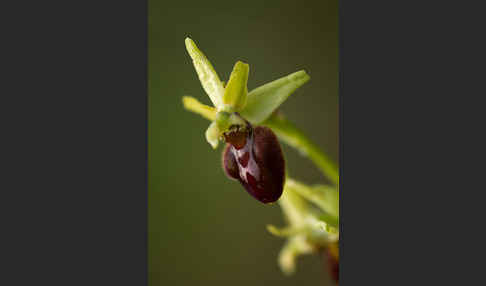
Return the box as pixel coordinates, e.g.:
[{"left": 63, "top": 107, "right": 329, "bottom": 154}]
[
  {"left": 222, "top": 61, "right": 249, "bottom": 112},
  {"left": 241, "top": 70, "right": 310, "bottom": 124},
  {"left": 185, "top": 38, "right": 225, "bottom": 109},
  {"left": 182, "top": 96, "right": 216, "bottom": 121}
]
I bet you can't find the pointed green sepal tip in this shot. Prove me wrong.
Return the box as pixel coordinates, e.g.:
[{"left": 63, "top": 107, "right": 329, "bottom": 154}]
[
  {"left": 241, "top": 70, "right": 310, "bottom": 124},
  {"left": 222, "top": 61, "right": 249, "bottom": 112},
  {"left": 184, "top": 37, "right": 197, "bottom": 58},
  {"left": 205, "top": 121, "right": 220, "bottom": 149},
  {"left": 185, "top": 37, "right": 225, "bottom": 109}
]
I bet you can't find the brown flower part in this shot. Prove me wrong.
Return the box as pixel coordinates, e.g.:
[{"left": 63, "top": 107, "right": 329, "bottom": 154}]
[
  {"left": 222, "top": 125, "right": 285, "bottom": 203},
  {"left": 325, "top": 242, "right": 339, "bottom": 284}
]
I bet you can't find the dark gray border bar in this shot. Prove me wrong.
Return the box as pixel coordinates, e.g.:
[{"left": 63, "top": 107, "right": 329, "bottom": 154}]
[{"left": 1, "top": 0, "right": 148, "bottom": 285}]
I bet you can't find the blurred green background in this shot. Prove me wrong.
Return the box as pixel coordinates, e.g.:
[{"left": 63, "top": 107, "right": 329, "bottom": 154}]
[{"left": 149, "top": 0, "right": 338, "bottom": 285}]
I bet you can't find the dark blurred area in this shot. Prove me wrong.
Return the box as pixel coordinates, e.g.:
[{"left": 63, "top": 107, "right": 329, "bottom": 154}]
[{"left": 149, "top": 0, "right": 338, "bottom": 285}]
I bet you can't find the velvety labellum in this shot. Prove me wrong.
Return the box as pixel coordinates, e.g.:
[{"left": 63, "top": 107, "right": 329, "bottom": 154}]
[{"left": 222, "top": 125, "right": 285, "bottom": 204}]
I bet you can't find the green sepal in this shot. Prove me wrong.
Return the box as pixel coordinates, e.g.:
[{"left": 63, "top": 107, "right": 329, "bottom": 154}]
[
  {"left": 241, "top": 70, "right": 310, "bottom": 124},
  {"left": 185, "top": 38, "right": 225, "bottom": 109}
]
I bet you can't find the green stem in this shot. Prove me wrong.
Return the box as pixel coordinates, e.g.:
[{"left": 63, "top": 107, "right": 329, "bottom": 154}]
[{"left": 263, "top": 113, "right": 339, "bottom": 185}]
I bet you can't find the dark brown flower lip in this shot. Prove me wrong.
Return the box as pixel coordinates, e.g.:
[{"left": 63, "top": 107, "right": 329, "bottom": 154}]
[{"left": 222, "top": 123, "right": 285, "bottom": 204}]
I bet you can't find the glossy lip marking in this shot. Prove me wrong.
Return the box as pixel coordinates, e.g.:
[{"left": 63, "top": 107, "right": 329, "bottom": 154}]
[{"left": 233, "top": 129, "right": 261, "bottom": 186}]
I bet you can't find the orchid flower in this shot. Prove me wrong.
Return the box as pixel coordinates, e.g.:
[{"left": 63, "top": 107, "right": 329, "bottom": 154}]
[{"left": 182, "top": 37, "right": 310, "bottom": 149}]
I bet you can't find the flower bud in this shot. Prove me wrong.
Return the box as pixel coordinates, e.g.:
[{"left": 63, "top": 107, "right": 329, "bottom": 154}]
[{"left": 222, "top": 124, "right": 285, "bottom": 204}]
